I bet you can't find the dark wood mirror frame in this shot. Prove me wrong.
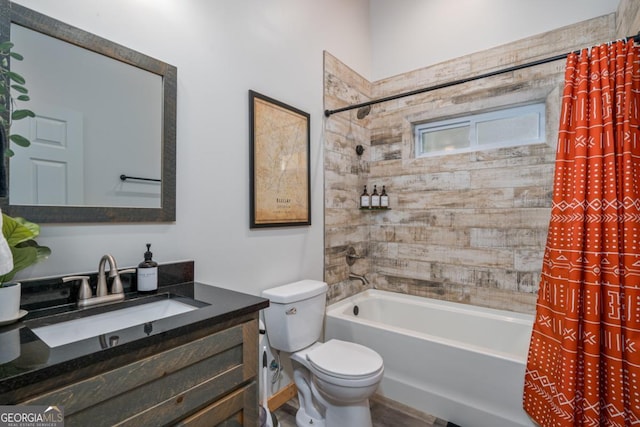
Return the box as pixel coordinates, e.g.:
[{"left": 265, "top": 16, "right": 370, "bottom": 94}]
[{"left": 0, "top": 1, "right": 176, "bottom": 223}]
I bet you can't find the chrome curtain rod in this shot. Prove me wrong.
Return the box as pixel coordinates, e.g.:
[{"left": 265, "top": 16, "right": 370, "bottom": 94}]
[{"left": 324, "top": 32, "right": 640, "bottom": 118}]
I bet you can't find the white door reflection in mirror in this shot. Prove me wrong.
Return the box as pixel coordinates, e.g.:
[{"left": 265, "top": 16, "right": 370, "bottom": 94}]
[
  {"left": 9, "top": 22, "right": 162, "bottom": 208},
  {"left": 10, "top": 104, "right": 83, "bottom": 205}
]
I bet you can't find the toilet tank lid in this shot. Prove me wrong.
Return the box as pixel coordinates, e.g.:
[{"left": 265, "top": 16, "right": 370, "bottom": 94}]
[{"left": 262, "top": 280, "right": 328, "bottom": 304}]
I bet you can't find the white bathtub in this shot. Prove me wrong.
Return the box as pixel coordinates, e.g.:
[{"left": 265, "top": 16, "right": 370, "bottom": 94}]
[{"left": 324, "top": 290, "right": 535, "bottom": 427}]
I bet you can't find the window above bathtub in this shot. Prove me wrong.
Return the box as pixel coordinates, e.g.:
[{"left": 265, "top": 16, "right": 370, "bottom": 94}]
[{"left": 414, "top": 102, "right": 545, "bottom": 158}]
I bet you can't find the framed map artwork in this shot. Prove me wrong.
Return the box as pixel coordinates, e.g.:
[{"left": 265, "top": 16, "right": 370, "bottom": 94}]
[{"left": 249, "top": 90, "right": 311, "bottom": 228}]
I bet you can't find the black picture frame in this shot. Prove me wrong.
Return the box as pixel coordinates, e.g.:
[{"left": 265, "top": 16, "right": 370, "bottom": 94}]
[{"left": 249, "top": 90, "right": 311, "bottom": 228}]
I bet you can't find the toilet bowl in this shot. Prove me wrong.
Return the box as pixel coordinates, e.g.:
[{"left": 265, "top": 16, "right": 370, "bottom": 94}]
[
  {"left": 290, "top": 340, "right": 383, "bottom": 427},
  {"left": 262, "top": 280, "right": 384, "bottom": 427}
]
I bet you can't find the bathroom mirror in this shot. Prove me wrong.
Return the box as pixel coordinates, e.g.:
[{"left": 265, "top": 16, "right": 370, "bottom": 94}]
[{"left": 0, "top": 2, "right": 176, "bottom": 222}]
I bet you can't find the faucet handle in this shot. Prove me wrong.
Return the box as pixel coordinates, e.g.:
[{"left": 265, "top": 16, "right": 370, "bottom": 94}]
[
  {"left": 111, "top": 268, "right": 136, "bottom": 294},
  {"left": 63, "top": 275, "right": 92, "bottom": 301}
]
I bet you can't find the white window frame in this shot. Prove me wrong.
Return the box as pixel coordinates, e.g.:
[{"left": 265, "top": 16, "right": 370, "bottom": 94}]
[{"left": 414, "top": 103, "right": 545, "bottom": 158}]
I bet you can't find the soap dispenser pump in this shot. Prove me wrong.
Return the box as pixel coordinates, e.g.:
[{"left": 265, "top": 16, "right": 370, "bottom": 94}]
[{"left": 137, "top": 243, "right": 158, "bottom": 292}]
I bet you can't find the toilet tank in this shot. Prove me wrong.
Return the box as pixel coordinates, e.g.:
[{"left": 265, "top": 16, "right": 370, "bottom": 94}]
[{"left": 261, "top": 280, "right": 328, "bottom": 352}]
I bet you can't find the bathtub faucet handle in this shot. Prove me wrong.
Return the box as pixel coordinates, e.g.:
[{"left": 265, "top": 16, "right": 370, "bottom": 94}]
[{"left": 346, "top": 246, "right": 364, "bottom": 266}]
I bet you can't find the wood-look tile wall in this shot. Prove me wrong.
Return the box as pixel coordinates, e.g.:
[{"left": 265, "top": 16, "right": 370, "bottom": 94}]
[
  {"left": 324, "top": 13, "right": 622, "bottom": 314},
  {"left": 324, "top": 52, "right": 373, "bottom": 303}
]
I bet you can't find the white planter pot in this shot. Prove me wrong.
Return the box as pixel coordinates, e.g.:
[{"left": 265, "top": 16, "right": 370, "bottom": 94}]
[{"left": 0, "top": 282, "right": 21, "bottom": 323}]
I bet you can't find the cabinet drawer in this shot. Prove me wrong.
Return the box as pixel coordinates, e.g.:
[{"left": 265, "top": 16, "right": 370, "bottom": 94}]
[
  {"left": 21, "top": 319, "right": 258, "bottom": 426},
  {"left": 175, "top": 381, "right": 258, "bottom": 427}
]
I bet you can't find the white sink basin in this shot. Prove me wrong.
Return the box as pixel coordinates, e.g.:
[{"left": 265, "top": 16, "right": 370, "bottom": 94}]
[{"left": 31, "top": 299, "right": 198, "bottom": 348}]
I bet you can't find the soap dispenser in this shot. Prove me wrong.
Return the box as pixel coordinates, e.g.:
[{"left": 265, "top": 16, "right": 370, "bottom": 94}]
[{"left": 137, "top": 243, "right": 158, "bottom": 292}]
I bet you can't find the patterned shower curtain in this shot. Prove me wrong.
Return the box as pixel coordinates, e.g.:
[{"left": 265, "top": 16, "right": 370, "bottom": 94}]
[{"left": 523, "top": 39, "right": 640, "bottom": 426}]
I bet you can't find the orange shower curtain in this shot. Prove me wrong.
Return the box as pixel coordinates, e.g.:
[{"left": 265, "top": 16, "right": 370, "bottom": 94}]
[{"left": 523, "top": 39, "right": 640, "bottom": 426}]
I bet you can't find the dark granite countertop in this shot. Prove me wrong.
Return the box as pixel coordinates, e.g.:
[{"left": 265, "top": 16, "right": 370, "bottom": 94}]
[{"left": 0, "top": 262, "right": 269, "bottom": 402}]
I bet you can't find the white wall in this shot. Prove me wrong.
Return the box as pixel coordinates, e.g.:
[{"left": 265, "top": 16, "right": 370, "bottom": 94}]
[
  {"left": 370, "top": 0, "right": 620, "bottom": 80},
  {"left": 11, "top": 0, "right": 622, "bottom": 297},
  {"left": 11, "top": 0, "right": 371, "bottom": 297}
]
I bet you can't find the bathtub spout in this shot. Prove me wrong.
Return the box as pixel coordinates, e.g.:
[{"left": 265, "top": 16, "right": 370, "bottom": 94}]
[{"left": 349, "top": 273, "right": 369, "bottom": 286}]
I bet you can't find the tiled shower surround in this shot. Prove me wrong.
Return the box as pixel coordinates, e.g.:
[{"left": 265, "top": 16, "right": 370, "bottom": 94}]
[{"left": 323, "top": 3, "right": 639, "bottom": 314}]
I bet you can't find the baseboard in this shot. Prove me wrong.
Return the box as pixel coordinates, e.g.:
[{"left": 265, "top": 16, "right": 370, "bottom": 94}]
[{"left": 268, "top": 383, "right": 297, "bottom": 412}]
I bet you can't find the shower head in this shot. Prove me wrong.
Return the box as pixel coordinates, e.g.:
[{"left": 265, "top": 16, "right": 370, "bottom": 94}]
[{"left": 356, "top": 105, "right": 371, "bottom": 119}]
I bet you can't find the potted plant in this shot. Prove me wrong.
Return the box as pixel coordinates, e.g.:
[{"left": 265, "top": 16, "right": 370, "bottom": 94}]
[
  {"left": 0, "top": 40, "right": 35, "bottom": 197},
  {"left": 0, "top": 213, "right": 50, "bottom": 323},
  {"left": 0, "top": 40, "right": 34, "bottom": 156}
]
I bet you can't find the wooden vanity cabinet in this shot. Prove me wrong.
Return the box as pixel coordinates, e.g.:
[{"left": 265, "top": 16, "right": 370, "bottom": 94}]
[{"left": 18, "top": 314, "right": 259, "bottom": 426}]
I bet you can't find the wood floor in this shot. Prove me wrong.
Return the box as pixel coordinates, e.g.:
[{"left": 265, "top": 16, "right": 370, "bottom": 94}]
[{"left": 271, "top": 394, "right": 456, "bottom": 427}]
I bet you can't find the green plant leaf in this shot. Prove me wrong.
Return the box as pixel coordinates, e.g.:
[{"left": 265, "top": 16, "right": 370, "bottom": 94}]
[
  {"left": 10, "top": 85, "right": 28, "bottom": 94},
  {"left": 0, "top": 243, "right": 50, "bottom": 284},
  {"left": 0, "top": 41, "right": 14, "bottom": 52},
  {"left": 17, "top": 239, "right": 51, "bottom": 260},
  {"left": 9, "top": 134, "right": 30, "bottom": 147},
  {"left": 2, "top": 214, "right": 39, "bottom": 246},
  {"left": 11, "top": 109, "right": 35, "bottom": 120},
  {"left": 0, "top": 215, "right": 50, "bottom": 284},
  {"left": 1, "top": 244, "right": 38, "bottom": 283},
  {"left": 7, "top": 71, "right": 25, "bottom": 85},
  {"left": 17, "top": 218, "right": 40, "bottom": 237},
  {"left": 2, "top": 45, "right": 35, "bottom": 161}
]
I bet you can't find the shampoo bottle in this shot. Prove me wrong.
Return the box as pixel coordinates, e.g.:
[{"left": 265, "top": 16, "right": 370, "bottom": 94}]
[
  {"left": 371, "top": 185, "right": 380, "bottom": 209},
  {"left": 360, "top": 185, "right": 370, "bottom": 209},
  {"left": 380, "top": 185, "right": 389, "bottom": 209},
  {"left": 137, "top": 243, "right": 158, "bottom": 292}
]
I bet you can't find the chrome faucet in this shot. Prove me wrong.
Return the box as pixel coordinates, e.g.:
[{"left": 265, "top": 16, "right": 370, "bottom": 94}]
[
  {"left": 97, "top": 254, "right": 120, "bottom": 297},
  {"left": 99, "top": 334, "right": 119, "bottom": 349},
  {"left": 349, "top": 272, "right": 369, "bottom": 286},
  {"left": 73, "top": 255, "right": 135, "bottom": 308}
]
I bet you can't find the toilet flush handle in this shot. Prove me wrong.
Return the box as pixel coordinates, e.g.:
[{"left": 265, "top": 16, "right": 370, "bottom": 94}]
[{"left": 286, "top": 307, "right": 297, "bottom": 315}]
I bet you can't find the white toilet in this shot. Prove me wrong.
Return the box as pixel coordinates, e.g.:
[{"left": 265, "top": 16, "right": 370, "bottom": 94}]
[{"left": 262, "top": 280, "right": 384, "bottom": 427}]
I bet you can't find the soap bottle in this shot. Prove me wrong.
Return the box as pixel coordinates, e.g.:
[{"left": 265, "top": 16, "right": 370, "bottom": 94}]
[
  {"left": 137, "top": 243, "right": 158, "bottom": 292},
  {"left": 371, "top": 185, "right": 380, "bottom": 209},
  {"left": 380, "top": 185, "right": 389, "bottom": 209},
  {"left": 360, "top": 185, "right": 370, "bottom": 209}
]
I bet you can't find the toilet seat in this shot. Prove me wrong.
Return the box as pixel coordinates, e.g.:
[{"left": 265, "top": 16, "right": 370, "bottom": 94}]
[{"left": 306, "top": 339, "right": 383, "bottom": 386}]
